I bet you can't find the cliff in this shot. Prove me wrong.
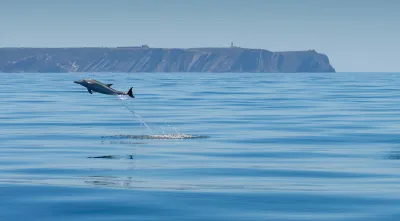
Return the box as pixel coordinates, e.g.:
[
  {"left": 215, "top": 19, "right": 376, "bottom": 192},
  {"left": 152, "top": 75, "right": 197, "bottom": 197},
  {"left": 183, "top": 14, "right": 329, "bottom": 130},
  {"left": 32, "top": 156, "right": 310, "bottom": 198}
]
[{"left": 0, "top": 47, "right": 335, "bottom": 73}]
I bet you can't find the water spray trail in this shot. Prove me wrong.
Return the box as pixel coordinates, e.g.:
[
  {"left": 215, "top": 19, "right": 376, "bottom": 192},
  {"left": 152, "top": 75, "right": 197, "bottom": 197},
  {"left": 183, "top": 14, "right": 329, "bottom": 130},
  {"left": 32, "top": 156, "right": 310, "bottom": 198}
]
[
  {"left": 115, "top": 95, "right": 184, "bottom": 136},
  {"left": 123, "top": 104, "right": 153, "bottom": 134},
  {"left": 116, "top": 96, "right": 153, "bottom": 134}
]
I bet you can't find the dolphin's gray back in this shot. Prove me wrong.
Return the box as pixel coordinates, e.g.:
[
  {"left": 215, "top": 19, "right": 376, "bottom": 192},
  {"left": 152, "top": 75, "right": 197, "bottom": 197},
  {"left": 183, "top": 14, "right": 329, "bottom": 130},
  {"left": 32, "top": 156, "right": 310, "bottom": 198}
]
[{"left": 86, "top": 79, "right": 126, "bottom": 95}]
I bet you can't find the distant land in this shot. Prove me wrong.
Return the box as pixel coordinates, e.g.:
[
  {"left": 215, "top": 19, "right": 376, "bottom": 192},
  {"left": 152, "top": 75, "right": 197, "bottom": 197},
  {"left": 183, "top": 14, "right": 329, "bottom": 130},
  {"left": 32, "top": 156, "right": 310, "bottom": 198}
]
[{"left": 0, "top": 46, "right": 335, "bottom": 73}]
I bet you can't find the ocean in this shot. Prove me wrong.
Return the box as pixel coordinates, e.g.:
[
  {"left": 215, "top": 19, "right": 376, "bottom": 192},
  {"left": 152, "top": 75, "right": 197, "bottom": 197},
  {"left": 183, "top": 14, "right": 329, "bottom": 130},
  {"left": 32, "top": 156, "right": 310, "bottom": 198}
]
[{"left": 1, "top": 72, "right": 400, "bottom": 221}]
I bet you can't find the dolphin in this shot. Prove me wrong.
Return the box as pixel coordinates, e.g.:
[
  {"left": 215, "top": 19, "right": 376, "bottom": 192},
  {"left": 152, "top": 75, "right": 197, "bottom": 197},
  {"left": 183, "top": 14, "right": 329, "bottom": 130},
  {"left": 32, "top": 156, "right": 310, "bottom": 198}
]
[{"left": 74, "top": 78, "right": 134, "bottom": 98}]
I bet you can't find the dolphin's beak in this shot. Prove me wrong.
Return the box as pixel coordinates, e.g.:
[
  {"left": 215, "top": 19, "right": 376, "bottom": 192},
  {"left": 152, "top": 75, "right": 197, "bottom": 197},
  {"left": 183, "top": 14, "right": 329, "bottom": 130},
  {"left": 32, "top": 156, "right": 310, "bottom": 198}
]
[{"left": 74, "top": 80, "right": 81, "bottom": 84}]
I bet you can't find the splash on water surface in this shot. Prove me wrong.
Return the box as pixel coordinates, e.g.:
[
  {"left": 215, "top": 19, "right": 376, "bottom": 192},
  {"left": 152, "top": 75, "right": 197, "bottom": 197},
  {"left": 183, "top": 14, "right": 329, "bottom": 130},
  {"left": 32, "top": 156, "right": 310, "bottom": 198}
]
[
  {"left": 113, "top": 95, "right": 207, "bottom": 139},
  {"left": 101, "top": 134, "right": 209, "bottom": 140},
  {"left": 116, "top": 94, "right": 130, "bottom": 100}
]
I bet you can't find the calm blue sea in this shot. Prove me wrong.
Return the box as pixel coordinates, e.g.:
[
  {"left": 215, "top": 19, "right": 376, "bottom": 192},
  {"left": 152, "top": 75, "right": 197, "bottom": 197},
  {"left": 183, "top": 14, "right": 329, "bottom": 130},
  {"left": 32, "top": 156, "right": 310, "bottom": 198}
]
[{"left": 1, "top": 72, "right": 400, "bottom": 221}]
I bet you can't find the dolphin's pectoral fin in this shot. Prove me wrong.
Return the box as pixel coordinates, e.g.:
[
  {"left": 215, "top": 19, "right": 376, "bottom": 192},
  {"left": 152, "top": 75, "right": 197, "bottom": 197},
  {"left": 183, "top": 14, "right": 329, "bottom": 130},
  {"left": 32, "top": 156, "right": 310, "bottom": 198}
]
[
  {"left": 106, "top": 84, "right": 113, "bottom": 87},
  {"left": 87, "top": 89, "right": 92, "bottom": 94}
]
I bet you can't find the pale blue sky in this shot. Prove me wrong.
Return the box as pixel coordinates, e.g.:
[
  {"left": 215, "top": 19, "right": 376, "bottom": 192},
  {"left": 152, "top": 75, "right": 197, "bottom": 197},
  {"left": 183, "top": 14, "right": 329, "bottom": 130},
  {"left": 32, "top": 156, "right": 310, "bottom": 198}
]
[{"left": 0, "top": 0, "right": 399, "bottom": 72}]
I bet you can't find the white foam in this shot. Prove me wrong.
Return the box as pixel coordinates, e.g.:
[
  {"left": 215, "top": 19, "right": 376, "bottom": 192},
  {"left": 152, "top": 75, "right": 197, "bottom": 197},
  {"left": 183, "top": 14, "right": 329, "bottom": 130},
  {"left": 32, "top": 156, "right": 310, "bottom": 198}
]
[
  {"left": 116, "top": 95, "right": 129, "bottom": 100},
  {"left": 101, "top": 134, "right": 208, "bottom": 140},
  {"left": 148, "top": 133, "right": 194, "bottom": 139}
]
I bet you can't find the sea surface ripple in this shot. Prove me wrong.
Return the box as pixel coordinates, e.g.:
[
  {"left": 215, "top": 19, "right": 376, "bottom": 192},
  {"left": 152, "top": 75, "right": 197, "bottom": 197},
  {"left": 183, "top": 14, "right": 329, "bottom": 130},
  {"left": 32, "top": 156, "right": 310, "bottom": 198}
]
[{"left": 1, "top": 72, "right": 400, "bottom": 221}]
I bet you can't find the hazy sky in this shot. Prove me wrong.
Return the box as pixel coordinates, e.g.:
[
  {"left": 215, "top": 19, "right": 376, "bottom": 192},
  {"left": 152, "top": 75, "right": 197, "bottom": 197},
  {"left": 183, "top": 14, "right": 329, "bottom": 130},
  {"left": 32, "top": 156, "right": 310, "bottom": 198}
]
[{"left": 0, "top": 0, "right": 399, "bottom": 72}]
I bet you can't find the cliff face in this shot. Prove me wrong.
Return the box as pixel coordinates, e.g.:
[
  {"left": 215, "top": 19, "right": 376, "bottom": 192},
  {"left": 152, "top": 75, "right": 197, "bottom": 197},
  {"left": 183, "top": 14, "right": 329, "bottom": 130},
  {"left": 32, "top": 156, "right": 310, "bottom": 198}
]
[{"left": 0, "top": 47, "right": 335, "bottom": 73}]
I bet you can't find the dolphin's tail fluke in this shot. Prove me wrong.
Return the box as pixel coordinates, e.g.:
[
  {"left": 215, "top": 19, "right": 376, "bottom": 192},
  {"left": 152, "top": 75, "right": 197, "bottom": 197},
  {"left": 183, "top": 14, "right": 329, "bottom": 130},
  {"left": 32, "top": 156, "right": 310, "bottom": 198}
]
[{"left": 127, "top": 87, "right": 135, "bottom": 98}]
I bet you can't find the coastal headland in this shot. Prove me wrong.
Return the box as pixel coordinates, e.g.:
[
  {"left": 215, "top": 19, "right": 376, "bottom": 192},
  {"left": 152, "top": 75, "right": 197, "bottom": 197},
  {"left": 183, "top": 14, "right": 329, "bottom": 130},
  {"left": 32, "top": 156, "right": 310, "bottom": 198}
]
[{"left": 0, "top": 46, "right": 335, "bottom": 73}]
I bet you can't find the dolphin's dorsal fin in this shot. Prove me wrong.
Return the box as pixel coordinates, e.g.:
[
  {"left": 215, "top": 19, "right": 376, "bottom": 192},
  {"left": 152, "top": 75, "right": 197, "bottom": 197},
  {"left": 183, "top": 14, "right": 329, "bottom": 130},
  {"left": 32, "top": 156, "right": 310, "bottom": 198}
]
[{"left": 106, "top": 84, "right": 113, "bottom": 87}]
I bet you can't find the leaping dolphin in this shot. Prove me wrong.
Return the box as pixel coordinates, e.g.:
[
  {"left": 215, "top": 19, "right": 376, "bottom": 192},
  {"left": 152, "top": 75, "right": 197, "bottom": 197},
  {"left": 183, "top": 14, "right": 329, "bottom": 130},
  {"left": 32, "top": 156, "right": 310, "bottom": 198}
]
[{"left": 74, "top": 78, "right": 135, "bottom": 98}]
